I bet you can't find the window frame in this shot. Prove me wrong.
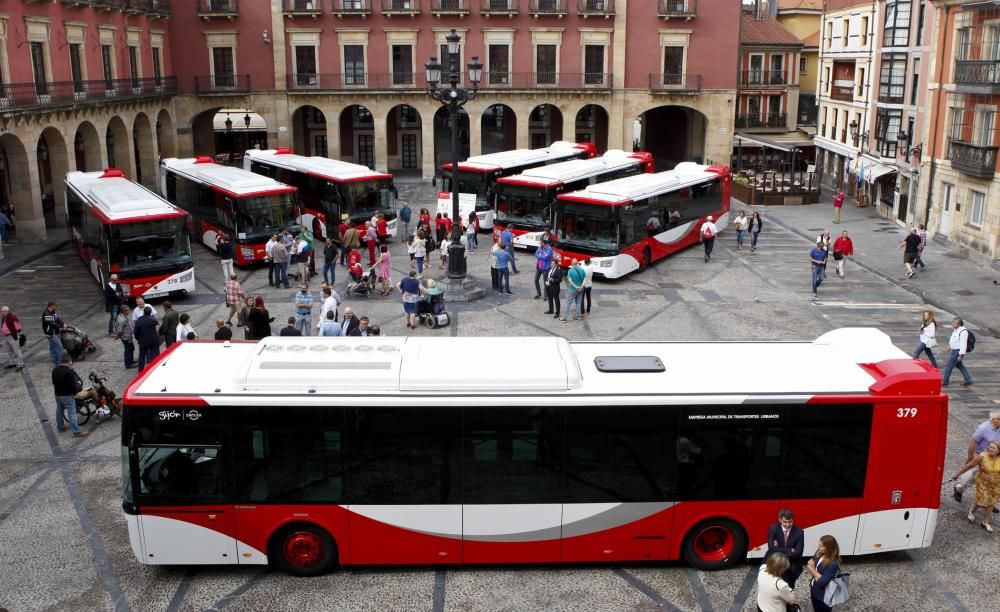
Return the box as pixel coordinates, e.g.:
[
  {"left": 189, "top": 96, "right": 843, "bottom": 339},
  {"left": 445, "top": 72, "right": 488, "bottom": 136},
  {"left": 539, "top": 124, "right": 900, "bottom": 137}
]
[{"left": 883, "top": 0, "right": 912, "bottom": 48}]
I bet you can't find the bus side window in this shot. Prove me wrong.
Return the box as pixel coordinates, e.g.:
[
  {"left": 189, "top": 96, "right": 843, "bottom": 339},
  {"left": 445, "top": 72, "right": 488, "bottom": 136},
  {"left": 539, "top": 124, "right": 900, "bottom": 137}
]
[
  {"left": 251, "top": 161, "right": 275, "bottom": 179},
  {"left": 165, "top": 173, "right": 177, "bottom": 203},
  {"left": 66, "top": 190, "right": 84, "bottom": 228},
  {"left": 218, "top": 196, "right": 236, "bottom": 230}
]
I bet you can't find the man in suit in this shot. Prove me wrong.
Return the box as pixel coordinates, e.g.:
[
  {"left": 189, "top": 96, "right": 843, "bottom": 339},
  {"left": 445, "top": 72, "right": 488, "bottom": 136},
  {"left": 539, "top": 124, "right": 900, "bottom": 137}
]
[
  {"left": 348, "top": 316, "right": 370, "bottom": 337},
  {"left": 279, "top": 316, "right": 302, "bottom": 337},
  {"left": 340, "top": 307, "right": 360, "bottom": 337},
  {"left": 765, "top": 508, "right": 805, "bottom": 587}
]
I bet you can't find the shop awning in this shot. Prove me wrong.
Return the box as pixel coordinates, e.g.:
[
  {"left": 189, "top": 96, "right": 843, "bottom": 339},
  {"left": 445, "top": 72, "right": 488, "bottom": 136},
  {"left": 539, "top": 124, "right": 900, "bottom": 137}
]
[
  {"left": 734, "top": 134, "right": 796, "bottom": 153},
  {"left": 863, "top": 162, "right": 896, "bottom": 183}
]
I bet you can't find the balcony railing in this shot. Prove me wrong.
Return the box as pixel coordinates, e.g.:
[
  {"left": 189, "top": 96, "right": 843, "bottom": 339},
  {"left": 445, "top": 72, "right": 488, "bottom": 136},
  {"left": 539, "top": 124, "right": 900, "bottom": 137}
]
[
  {"left": 0, "top": 76, "right": 177, "bottom": 113},
  {"left": 530, "top": 0, "right": 568, "bottom": 16},
  {"left": 193, "top": 74, "right": 252, "bottom": 93},
  {"left": 579, "top": 0, "right": 614, "bottom": 17},
  {"left": 648, "top": 73, "right": 702, "bottom": 92},
  {"left": 382, "top": 0, "right": 421, "bottom": 15},
  {"left": 739, "top": 70, "right": 788, "bottom": 87},
  {"left": 283, "top": 0, "right": 324, "bottom": 17},
  {"left": 432, "top": 0, "right": 470, "bottom": 14},
  {"left": 482, "top": 72, "right": 612, "bottom": 88},
  {"left": 658, "top": 0, "right": 696, "bottom": 19},
  {"left": 949, "top": 140, "right": 999, "bottom": 178},
  {"left": 198, "top": 0, "right": 239, "bottom": 18},
  {"left": 481, "top": 0, "right": 518, "bottom": 16},
  {"left": 331, "top": 0, "right": 371, "bottom": 14},
  {"left": 955, "top": 59, "right": 1000, "bottom": 88},
  {"left": 735, "top": 112, "right": 787, "bottom": 129},
  {"left": 286, "top": 72, "right": 612, "bottom": 90},
  {"left": 829, "top": 84, "right": 854, "bottom": 102}
]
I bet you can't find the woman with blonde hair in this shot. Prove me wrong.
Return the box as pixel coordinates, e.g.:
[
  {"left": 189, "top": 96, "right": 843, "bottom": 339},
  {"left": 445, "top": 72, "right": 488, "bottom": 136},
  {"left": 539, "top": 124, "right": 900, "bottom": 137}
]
[
  {"left": 952, "top": 440, "right": 1000, "bottom": 533},
  {"left": 806, "top": 535, "right": 842, "bottom": 612},
  {"left": 756, "top": 551, "right": 798, "bottom": 612},
  {"left": 912, "top": 310, "right": 938, "bottom": 368}
]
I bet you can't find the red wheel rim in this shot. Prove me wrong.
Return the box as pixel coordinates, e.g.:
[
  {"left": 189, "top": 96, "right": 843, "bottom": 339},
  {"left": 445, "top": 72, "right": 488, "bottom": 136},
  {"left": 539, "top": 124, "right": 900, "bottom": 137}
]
[
  {"left": 282, "top": 531, "right": 324, "bottom": 569},
  {"left": 692, "top": 525, "right": 734, "bottom": 563}
]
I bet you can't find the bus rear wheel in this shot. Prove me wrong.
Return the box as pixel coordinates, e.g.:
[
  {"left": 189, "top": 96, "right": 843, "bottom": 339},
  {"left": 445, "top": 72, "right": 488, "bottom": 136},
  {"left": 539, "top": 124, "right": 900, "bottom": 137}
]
[
  {"left": 270, "top": 523, "right": 337, "bottom": 577},
  {"left": 682, "top": 518, "right": 746, "bottom": 571}
]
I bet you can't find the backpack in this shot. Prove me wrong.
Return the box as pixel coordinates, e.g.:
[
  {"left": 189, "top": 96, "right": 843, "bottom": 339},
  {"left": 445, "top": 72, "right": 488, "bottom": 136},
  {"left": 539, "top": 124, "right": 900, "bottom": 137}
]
[
  {"left": 964, "top": 329, "right": 976, "bottom": 353},
  {"left": 702, "top": 225, "right": 714, "bottom": 239}
]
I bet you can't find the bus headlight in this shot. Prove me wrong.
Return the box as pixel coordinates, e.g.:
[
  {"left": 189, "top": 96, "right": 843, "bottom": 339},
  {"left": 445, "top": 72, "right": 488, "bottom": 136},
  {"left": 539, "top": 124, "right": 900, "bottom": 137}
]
[
  {"left": 600, "top": 260, "right": 613, "bottom": 267},
  {"left": 240, "top": 247, "right": 255, "bottom": 259},
  {"left": 179, "top": 271, "right": 193, "bottom": 283}
]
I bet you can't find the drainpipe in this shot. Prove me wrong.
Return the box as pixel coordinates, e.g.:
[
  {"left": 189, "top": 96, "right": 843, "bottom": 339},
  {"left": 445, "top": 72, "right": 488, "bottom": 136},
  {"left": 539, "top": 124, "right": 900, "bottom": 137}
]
[{"left": 922, "top": 2, "right": 950, "bottom": 230}]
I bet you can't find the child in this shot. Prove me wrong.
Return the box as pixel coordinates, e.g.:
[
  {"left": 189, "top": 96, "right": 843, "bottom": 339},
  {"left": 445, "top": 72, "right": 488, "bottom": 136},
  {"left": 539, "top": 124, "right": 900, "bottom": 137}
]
[
  {"left": 439, "top": 236, "right": 452, "bottom": 269},
  {"left": 407, "top": 236, "right": 417, "bottom": 271}
]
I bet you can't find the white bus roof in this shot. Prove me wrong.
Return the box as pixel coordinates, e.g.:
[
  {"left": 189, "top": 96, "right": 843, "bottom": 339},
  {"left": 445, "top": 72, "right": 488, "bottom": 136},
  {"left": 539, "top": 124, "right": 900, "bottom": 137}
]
[
  {"left": 244, "top": 148, "right": 392, "bottom": 182},
  {"left": 558, "top": 163, "right": 723, "bottom": 206},
  {"left": 125, "top": 329, "right": 937, "bottom": 405},
  {"left": 451, "top": 141, "right": 592, "bottom": 172},
  {"left": 497, "top": 150, "right": 647, "bottom": 188},
  {"left": 64, "top": 170, "right": 183, "bottom": 222},
  {"left": 161, "top": 157, "right": 294, "bottom": 196}
]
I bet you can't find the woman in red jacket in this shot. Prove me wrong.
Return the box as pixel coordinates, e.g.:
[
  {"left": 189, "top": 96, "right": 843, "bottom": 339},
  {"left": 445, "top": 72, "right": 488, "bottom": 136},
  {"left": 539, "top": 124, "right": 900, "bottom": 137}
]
[
  {"left": 1, "top": 305, "right": 25, "bottom": 371},
  {"left": 832, "top": 230, "right": 855, "bottom": 278}
]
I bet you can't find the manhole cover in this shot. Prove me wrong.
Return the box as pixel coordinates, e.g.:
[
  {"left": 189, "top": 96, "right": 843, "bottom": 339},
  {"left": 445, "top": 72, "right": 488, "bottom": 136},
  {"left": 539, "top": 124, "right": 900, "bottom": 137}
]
[{"left": 955, "top": 289, "right": 975, "bottom": 296}]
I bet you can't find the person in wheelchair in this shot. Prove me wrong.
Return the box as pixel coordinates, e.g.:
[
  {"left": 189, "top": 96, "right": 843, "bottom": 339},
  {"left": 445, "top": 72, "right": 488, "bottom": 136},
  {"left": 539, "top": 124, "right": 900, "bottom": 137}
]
[{"left": 418, "top": 279, "right": 446, "bottom": 315}]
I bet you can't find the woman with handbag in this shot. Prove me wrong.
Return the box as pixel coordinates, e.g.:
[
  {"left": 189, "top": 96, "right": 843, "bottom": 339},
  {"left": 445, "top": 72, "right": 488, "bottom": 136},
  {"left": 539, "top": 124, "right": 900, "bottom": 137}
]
[
  {"left": 806, "top": 535, "right": 842, "bottom": 612},
  {"left": 1, "top": 305, "right": 25, "bottom": 372},
  {"left": 756, "top": 552, "right": 799, "bottom": 612},
  {"left": 913, "top": 310, "right": 939, "bottom": 368}
]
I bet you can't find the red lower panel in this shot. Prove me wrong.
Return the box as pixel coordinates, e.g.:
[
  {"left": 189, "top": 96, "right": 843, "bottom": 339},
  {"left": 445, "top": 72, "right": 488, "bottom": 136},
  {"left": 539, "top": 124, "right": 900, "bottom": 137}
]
[
  {"left": 463, "top": 539, "right": 560, "bottom": 564},
  {"left": 562, "top": 508, "right": 674, "bottom": 563},
  {"left": 349, "top": 511, "right": 462, "bottom": 565}
]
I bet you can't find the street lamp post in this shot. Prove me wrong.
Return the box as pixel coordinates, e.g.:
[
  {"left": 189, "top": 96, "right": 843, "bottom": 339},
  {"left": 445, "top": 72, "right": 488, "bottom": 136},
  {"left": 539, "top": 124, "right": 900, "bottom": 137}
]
[
  {"left": 426, "top": 30, "right": 483, "bottom": 282},
  {"left": 224, "top": 113, "right": 234, "bottom": 164}
]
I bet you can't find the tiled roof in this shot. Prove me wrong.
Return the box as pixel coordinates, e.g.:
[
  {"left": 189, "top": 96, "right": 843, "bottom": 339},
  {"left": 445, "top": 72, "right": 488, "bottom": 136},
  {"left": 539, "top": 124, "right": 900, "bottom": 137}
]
[
  {"left": 801, "top": 31, "right": 821, "bottom": 48},
  {"left": 741, "top": 13, "right": 806, "bottom": 47},
  {"left": 777, "top": 0, "right": 823, "bottom": 10}
]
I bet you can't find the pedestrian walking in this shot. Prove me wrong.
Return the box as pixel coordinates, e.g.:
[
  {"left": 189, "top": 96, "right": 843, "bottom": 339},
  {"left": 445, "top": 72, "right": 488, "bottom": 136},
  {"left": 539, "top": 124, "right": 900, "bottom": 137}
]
[
  {"left": 832, "top": 190, "right": 845, "bottom": 224},
  {"left": 439, "top": 235, "right": 451, "bottom": 270},
  {"left": 217, "top": 233, "right": 235, "bottom": 282},
  {"left": 224, "top": 273, "right": 243, "bottom": 326},
  {"left": 915, "top": 223, "right": 929, "bottom": 270},
  {"left": 214, "top": 318, "right": 233, "bottom": 341},
  {"left": 414, "top": 230, "right": 427, "bottom": 277},
  {"left": 951, "top": 440, "right": 1000, "bottom": 533},
  {"left": 579, "top": 258, "right": 594, "bottom": 317},
  {"left": 495, "top": 242, "right": 513, "bottom": 296},
  {"left": 500, "top": 225, "right": 519, "bottom": 273},
  {"left": 247, "top": 296, "right": 274, "bottom": 340},
  {"left": 271, "top": 238, "right": 290, "bottom": 288},
  {"left": 51, "top": 354, "right": 90, "bottom": 437},
  {"left": 953, "top": 411, "right": 1000, "bottom": 505},
  {"left": 899, "top": 228, "right": 921, "bottom": 279},
  {"left": 160, "top": 301, "right": 179, "bottom": 348},
  {"left": 734, "top": 210, "right": 749, "bottom": 250},
  {"left": 398, "top": 201, "right": 412, "bottom": 241},
  {"left": 293, "top": 284, "right": 314, "bottom": 335},
  {"left": 133, "top": 306, "right": 160, "bottom": 370},
  {"left": 175, "top": 313, "right": 196, "bottom": 343},
  {"left": 534, "top": 238, "right": 554, "bottom": 298},
  {"left": 805, "top": 535, "right": 841, "bottom": 612},
  {"left": 365, "top": 221, "right": 378, "bottom": 266},
  {"left": 749, "top": 212, "right": 763, "bottom": 252},
  {"left": 942, "top": 317, "right": 974, "bottom": 386},
  {"left": 399, "top": 271, "right": 423, "bottom": 329},
  {"left": 112, "top": 305, "right": 135, "bottom": 368},
  {"left": 41, "top": 301, "right": 65, "bottom": 366},
  {"left": 322, "top": 237, "right": 339, "bottom": 285},
  {"left": 238, "top": 296, "right": 255, "bottom": 340},
  {"left": 912, "top": 310, "right": 939, "bottom": 368},
  {"left": 809, "top": 238, "right": 827, "bottom": 299},
  {"left": 832, "top": 230, "right": 854, "bottom": 278},
  {"left": 377, "top": 244, "right": 392, "bottom": 295},
  {"left": 699, "top": 215, "right": 717, "bottom": 262},
  {"left": 1, "top": 305, "right": 25, "bottom": 372},
  {"left": 104, "top": 273, "right": 125, "bottom": 334},
  {"left": 466, "top": 211, "right": 478, "bottom": 252},
  {"left": 543, "top": 262, "right": 563, "bottom": 318},
  {"left": 562, "top": 259, "right": 585, "bottom": 322}
]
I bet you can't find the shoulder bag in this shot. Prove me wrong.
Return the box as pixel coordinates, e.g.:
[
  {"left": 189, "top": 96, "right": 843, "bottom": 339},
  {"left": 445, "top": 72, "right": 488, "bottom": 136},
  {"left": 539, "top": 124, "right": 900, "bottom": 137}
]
[{"left": 823, "top": 572, "right": 850, "bottom": 606}]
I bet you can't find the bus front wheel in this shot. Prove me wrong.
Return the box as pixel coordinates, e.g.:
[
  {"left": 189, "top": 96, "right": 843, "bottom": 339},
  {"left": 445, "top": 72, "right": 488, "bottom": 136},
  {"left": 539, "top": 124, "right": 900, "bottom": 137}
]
[
  {"left": 681, "top": 518, "right": 746, "bottom": 571},
  {"left": 270, "top": 523, "right": 337, "bottom": 577}
]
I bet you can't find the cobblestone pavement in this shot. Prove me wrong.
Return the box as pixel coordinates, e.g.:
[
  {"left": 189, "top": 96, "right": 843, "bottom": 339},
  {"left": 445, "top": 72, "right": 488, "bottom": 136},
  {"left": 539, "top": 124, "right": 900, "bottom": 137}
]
[{"left": 1, "top": 180, "right": 997, "bottom": 611}]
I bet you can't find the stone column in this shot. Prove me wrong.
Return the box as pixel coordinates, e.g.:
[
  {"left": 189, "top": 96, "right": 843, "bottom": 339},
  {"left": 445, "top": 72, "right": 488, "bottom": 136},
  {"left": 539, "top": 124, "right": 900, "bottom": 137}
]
[
  {"left": 374, "top": 111, "right": 389, "bottom": 172},
  {"left": 608, "top": 0, "right": 629, "bottom": 151}
]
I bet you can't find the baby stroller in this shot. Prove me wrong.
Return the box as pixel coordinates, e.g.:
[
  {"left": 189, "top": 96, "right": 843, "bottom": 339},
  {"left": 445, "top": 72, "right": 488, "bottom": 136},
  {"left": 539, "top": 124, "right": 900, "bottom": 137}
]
[
  {"left": 417, "top": 291, "right": 450, "bottom": 329},
  {"left": 61, "top": 324, "right": 97, "bottom": 360},
  {"left": 347, "top": 262, "right": 378, "bottom": 297}
]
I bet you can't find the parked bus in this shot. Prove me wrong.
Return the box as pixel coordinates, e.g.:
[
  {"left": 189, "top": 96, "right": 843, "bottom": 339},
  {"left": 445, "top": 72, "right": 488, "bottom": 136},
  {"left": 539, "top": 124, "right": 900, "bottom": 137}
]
[
  {"left": 160, "top": 157, "right": 299, "bottom": 265},
  {"left": 64, "top": 169, "right": 194, "bottom": 299},
  {"left": 243, "top": 148, "right": 397, "bottom": 241},
  {"left": 121, "top": 329, "right": 945, "bottom": 576},
  {"left": 493, "top": 150, "right": 653, "bottom": 250},
  {"left": 437, "top": 141, "right": 596, "bottom": 231},
  {"left": 553, "top": 162, "right": 731, "bottom": 279}
]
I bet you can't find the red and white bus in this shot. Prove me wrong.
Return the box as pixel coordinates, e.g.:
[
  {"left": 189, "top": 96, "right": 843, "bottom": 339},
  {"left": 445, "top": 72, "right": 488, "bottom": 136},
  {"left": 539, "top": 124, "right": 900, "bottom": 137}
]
[
  {"left": 243, "top": 148, "right": 397, "bottom": 241},
  {"left": 493, "top": 150, "right": 653, "bottom": 250},
  {"left": 121, "top": 329, "right": 945, "bottom": 576},
  {"left": 437, "top": 141, "right": 596, "bottom": 231},
  {"left": 64, "top": 169, "right": 194, "bottom": 299},
  {"left": 553, "top": 162, "right": 731, "bottom": 279},
  {"left": 160, "top": 157, "right": 299, "bottom": 265}
]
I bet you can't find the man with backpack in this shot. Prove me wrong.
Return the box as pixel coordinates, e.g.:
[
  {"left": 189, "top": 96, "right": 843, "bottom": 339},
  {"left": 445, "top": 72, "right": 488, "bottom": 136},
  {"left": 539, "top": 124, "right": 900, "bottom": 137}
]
[
  {"left": 699, "top": 215, "right": 718, "bottom": 263},
  {"left": 943, "top": 317, "right": 974, "bottom": 387}
]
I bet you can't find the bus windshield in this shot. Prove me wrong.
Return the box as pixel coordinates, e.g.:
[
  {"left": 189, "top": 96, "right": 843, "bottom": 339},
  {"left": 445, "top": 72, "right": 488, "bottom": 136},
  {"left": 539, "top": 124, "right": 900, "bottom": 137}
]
[
  {"left": 442, "top": 170, "right": 491, "bottom": 211},
  {"left": 337, "top": 179, "right": 396, "bottom": 224},
  {"left": 233, "top": 193, "right": 298, "bottom": 241},
  {"left": 556, "top": 203, "right": 619, "bottom": 253},
  {"left": 109, "top": 217, "right": 192, "bottom": 274},
  {"left": 495, "top": 185, "right": 554, "bottom": 230}
]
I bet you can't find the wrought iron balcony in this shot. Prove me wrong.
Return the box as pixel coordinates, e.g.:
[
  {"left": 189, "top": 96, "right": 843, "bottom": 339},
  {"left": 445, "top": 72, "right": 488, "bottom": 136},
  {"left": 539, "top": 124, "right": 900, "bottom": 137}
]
[
  {"left": 283, "top": 0, "right": 324, "bottom": 17},
  {"left": 481, "top": 72, "right": 612, "bottom": 89},
  {"left": 648, "top": 73, "right": 702, "bottom": 92},
  {"left": 579, "top": 0, "right": 614, "bottom": 18},
  {"left": 0, "top": 76, "right": 177, "bottom": 114},
  {"left": 954, "top": 60, "right": 1000, "bottom": 89},
  {"left": 197, "top": 0, "right": 239, "bottom": 19},
  {"left": 193, "top": 74, "right": 252, "bottom": 94},
  {"left": 382, "top": 0, "right": 421, "bottom": 16},
  {"left": 530, "top": 0, "right": 567, "bottom": 17},
  {"left": 658, "top": 0, "right": 696, "bottom": 19},
  {"left": 949, "top": 140, "right": 999, "bottom": 178},
  {"left": 432, "top": 0, "right": 470, "bottom": 15},
  {"left": 739, "top": 70, "right": 788, "bottom": 87},
  {"left": 288, "top": 72, "right": 428, "bottom": 90},
  {"left": 331, "top": 0, "right": 371, "bottom": 15},
  {"left": 829, "top": 84, "right": 854, "bottom": 102},
  {"left": 481, "top": 0, "right": 518, "bottom": 17},
  {"left": 735, "top": 112, "right": 787, "bottom": 129}
]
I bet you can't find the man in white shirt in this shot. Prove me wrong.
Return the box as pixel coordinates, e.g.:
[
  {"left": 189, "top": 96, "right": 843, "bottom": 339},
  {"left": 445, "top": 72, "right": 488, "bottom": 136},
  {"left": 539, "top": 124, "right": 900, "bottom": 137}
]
[
  {"left": 942, "top": 317, "right": 973, "bottom": 386},
  {"left": 265, "top": 234, "right": 278, "bottom": 287},
  {"left": 699, "top": 215, "right": 718, "bottom": 263},
  {"left": 131, "top": 298, "right": 156, "bottom": 323},
  {"left": 316, "top": 286, "right": 341, "bottom": 331}
]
